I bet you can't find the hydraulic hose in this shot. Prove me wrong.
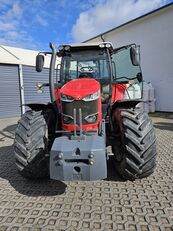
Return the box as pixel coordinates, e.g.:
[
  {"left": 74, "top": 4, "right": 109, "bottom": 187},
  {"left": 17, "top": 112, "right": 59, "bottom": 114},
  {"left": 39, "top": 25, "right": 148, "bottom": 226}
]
[{"left": 49, "top": 43, "right": 56, "bottom": 102}]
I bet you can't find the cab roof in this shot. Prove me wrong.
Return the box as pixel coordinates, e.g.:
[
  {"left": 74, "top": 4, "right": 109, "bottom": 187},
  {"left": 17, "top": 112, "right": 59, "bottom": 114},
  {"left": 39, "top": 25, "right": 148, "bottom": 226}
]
[{"left": 58, "top": 42, "right": 113, "bottom": 52}]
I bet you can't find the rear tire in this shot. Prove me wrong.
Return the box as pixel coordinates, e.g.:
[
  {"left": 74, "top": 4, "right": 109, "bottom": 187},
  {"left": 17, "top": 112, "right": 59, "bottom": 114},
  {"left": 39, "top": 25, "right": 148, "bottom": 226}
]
[
  {"left": 112, "top": 108, "right": 157, "bottom": 180},
  {"left": 14, "top": 110, "right": 56, "bottom": 179}
]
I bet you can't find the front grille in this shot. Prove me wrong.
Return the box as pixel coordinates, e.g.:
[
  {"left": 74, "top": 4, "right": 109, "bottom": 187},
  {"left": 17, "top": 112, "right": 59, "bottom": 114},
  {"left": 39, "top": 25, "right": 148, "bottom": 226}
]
[{"left": 62, "top": 100, "right": 98, "bottom": 125}]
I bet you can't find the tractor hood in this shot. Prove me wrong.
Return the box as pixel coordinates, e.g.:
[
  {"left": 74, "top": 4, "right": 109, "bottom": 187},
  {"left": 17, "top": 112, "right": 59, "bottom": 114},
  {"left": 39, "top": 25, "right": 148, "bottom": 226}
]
[{"left": 60, "top": 78, "right": 100, "bottom": 100}]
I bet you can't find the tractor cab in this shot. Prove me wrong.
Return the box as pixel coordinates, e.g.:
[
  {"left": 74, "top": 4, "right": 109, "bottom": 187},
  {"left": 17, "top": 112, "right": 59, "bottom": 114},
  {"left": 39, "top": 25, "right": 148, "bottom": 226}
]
[
  {"left": 59, "top": 43, "right": 112, "bottom": 81},
  {"left": 36, "top": 42, "right": 142, "bottom": 107},
  {"left": 58, "top": 42, "right": 142, "bottom": 102}
]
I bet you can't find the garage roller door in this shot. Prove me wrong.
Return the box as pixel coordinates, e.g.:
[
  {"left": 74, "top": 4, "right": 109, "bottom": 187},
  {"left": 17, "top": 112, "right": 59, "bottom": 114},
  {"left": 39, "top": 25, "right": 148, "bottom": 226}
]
[
  {"left": 22, "top": 65, "right": 50, "bottom": 105},
  {"left": 0, "top": 64, "right": 21, "bottom": 118}
]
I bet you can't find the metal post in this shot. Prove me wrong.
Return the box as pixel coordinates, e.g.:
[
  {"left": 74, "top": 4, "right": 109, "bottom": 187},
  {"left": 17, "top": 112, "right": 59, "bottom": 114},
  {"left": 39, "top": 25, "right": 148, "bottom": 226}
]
[
  {"left": 18, "top": 64, "right": 25, "bottom": 115},
  {"left": 73, "top": 108, "right": 77, "bottom": 136},
  {"left": 79, "top": 108, "right": 83, "bottom": 136}
]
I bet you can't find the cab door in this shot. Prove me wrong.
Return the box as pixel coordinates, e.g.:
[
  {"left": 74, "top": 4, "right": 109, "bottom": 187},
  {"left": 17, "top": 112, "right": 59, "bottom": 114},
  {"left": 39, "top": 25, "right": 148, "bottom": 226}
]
[{"left": 111, "top": 45, "right": 143, "bottom": 102}]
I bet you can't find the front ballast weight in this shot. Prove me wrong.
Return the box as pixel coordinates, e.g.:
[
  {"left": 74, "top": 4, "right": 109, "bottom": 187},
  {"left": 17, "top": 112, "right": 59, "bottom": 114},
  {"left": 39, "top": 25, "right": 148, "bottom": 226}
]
[
  {"left": 50, "top": 110, "right": 107, "bottom": 181},
  {"left": 50, "top": 134, "right": 107, "bottom": 181}
]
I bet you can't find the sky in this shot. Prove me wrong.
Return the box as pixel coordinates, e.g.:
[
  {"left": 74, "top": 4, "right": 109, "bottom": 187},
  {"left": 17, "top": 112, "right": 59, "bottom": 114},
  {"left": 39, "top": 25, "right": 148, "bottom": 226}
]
[{"left": 0, "top": 0, "right": 172, "bottom": 50}]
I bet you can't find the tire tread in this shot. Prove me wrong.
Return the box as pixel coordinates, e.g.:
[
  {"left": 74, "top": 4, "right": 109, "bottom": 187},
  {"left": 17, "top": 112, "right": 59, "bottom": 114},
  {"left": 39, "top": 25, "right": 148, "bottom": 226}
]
[
  {"left": 14, "top": 110, "right": 50, "bottom": 179},
  {"left": 113, "top": 108, "right": 157, "bottom": 180}
]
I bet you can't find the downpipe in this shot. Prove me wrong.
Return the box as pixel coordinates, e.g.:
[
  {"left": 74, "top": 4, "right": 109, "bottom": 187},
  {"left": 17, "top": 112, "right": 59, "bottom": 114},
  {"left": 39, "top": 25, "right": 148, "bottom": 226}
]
[{"left": 49, "top": 43, "right": 56, "bottom": 103}]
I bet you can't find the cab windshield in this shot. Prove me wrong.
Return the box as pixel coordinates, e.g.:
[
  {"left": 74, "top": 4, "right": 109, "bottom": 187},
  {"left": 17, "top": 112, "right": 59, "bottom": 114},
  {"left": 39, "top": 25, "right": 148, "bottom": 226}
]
[{"left": 60, "top": 50, "right": 110, "bottom": 83}]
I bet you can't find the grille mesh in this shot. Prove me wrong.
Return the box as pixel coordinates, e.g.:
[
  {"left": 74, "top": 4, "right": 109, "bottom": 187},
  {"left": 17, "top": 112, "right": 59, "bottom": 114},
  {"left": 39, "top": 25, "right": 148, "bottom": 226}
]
[{"left": 62, "top": 100, "right": 98, "bottom": 125}]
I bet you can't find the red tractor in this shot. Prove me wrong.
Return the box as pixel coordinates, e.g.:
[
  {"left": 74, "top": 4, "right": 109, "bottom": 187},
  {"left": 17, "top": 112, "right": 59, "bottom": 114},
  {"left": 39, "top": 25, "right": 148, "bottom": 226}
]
[{"left": 14, "top": 42, "right": 157, "bottom": 181}]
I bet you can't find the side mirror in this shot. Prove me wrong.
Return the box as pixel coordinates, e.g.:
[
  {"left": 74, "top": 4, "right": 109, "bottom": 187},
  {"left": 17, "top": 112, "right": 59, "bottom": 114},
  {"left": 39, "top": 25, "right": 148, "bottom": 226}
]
[
  {"left": 36, "top": 54, "right": 44, "bottom": 72},
  {"left": 130, "top": 46, "right": 140, "bottom": 66}
]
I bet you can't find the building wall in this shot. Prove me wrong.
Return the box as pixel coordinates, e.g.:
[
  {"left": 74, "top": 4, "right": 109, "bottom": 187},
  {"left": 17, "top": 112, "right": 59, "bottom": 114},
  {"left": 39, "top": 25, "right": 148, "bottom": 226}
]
[
  {"left": 87, "top": 5, "right": 173, "bottom": 111},
  {"left": 0, "top": 45, "right": 61, "bottom": 118},
  {"left": 0, "top": 64, "right": 53, "bottom": 118}
]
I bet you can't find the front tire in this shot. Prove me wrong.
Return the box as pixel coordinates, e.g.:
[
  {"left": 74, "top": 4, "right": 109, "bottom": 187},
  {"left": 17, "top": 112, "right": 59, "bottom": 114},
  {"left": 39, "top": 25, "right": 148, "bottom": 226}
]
[
  {"left": 112, "top": 108, "right": 157, "bottom": 180},
  {"left": 14, "top": 110, "right": 56, "bottom": 179}
]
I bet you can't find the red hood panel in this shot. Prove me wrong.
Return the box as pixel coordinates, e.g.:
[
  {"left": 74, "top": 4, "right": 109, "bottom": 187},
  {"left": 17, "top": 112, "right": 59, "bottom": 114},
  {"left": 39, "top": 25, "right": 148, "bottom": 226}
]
[{"left": 60, "top": 78, "right": 100, "bottom": 99}]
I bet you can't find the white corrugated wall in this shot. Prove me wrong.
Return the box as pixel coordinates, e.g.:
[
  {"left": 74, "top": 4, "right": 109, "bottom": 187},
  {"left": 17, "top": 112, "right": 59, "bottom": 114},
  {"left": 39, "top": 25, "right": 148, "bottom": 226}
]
[{"left": 86, "top": 5, "right": 173, "bottom": 112}]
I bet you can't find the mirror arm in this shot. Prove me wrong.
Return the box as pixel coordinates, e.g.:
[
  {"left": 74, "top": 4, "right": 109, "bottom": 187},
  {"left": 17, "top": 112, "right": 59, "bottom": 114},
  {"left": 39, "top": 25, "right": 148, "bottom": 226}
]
[
  {"left": 38, "top": 51, "right": 52, "bottom": 55},
  {"left": 38, "top": 51, "right": 60, "bottom": 56}
]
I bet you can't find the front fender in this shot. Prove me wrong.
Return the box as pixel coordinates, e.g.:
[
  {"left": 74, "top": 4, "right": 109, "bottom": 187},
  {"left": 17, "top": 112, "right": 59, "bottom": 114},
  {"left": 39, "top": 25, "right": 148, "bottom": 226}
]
[
  {"left": 24, "top": 102, "right": 58, "bottom": 113},
  {"left": 111, "top": 99, "right": 142, "bottom": 115}
]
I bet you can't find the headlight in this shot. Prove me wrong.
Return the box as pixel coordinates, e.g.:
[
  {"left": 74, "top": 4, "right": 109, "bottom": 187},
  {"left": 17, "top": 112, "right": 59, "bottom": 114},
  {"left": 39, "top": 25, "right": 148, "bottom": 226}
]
[
  {"left": 99, "top": 42, "right": 112, "bottom": 48},
  {"left": 82, "top": 90, "right": 100, "bottom": 101},
  {"left": 62, "top": 114, "right": 73, "bottom": 124},
  {"left": 105, "top": 43, "right": 111, "bottom": 48},
  {"left": 99, "top": 43, "right": 105, "bottom": 48},
  {"left": 61, "top": 94, "right": 74, "bottom": 102},
  {"left": 85, "top": 114, "right": 98, "bottom": 123}
]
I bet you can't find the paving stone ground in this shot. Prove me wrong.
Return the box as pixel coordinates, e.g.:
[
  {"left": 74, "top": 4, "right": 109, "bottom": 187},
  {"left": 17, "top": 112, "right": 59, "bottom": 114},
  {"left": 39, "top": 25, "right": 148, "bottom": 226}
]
[{"left": 0, "top": 113, "right": 173, "bottom": 231}]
